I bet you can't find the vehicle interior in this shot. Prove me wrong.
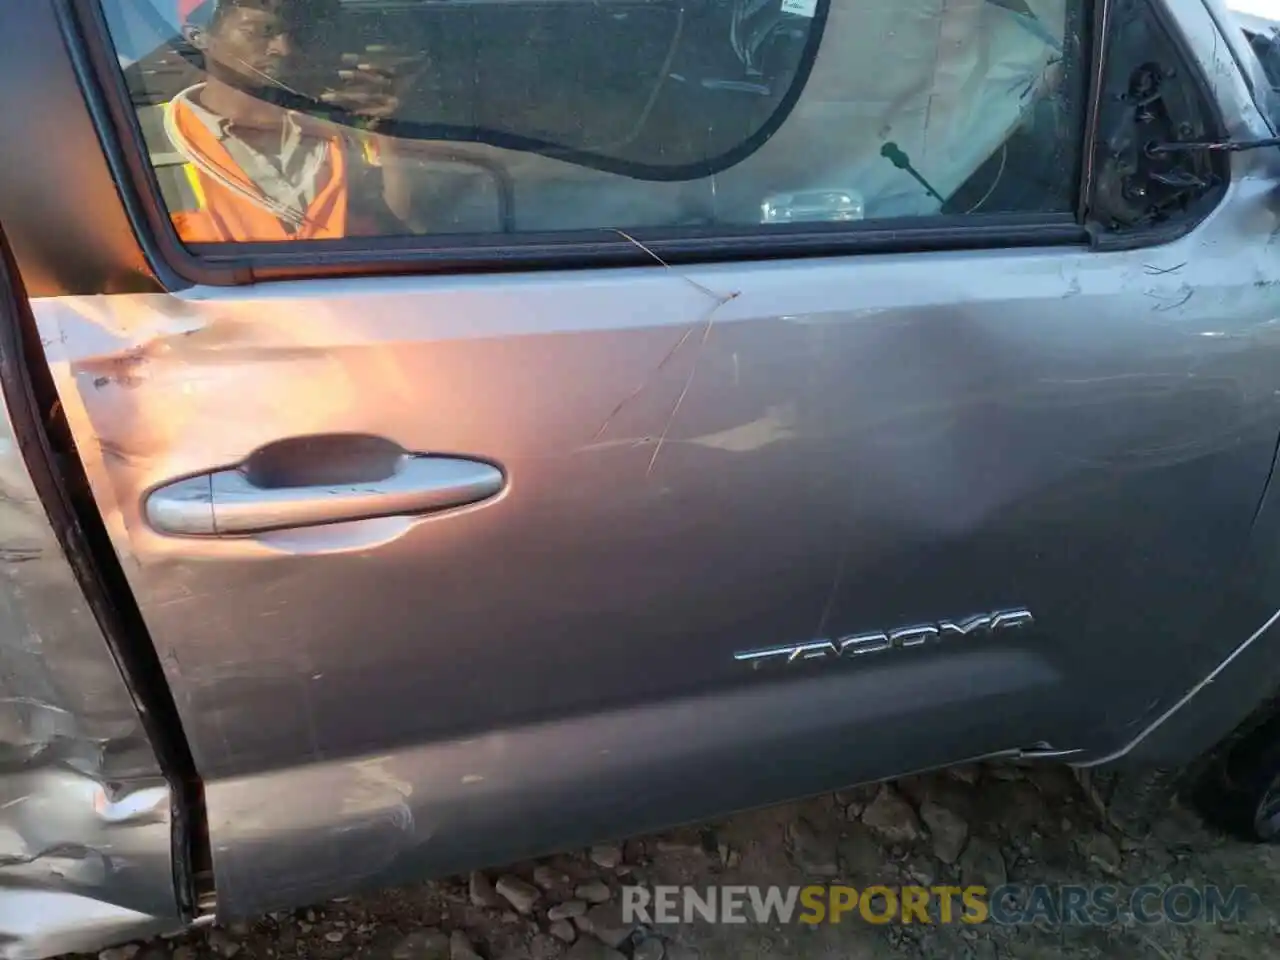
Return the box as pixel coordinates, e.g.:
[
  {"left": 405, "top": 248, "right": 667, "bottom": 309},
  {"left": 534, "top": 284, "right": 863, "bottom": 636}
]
[{"left": 112, "top": 0, "right": 1080, "bottom": 235}]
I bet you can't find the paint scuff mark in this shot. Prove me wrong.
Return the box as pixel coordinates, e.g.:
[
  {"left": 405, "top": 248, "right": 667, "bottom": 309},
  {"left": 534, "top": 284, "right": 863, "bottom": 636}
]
[
  {"left": 686, "top": 404, "right": 797, "bottom": 453},
  {"left": 606, "top": 230, "right": 742, "bottom": 476},
  {"left": 1145, "top": 284, "right": 1195, "bottom": 312},
  {"left": 592, "top": 325, "right": 697, "bottom": 442},
  {"left": 0, "top": 549, "right": 41, "bottom": 564},
  {"left": 814, "top": 546, "right": 849, "bottom": 640}
]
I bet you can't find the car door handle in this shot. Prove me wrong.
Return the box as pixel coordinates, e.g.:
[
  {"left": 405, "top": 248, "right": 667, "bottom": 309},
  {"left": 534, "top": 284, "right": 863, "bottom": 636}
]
[{"left": 145, "top": 455, "right": 504, "bottom": 536}]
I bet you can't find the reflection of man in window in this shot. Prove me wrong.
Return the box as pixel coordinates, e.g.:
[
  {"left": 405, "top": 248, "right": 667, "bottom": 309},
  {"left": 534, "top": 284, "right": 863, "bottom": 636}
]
[{"left": 167, "top": 0, "right": 417, "bottom": 242}]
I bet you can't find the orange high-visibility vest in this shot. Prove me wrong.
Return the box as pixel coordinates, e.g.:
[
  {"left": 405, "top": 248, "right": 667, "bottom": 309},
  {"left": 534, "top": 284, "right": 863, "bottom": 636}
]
[{"left": 167, "top": 96, "right": 350, "bottom": 243}]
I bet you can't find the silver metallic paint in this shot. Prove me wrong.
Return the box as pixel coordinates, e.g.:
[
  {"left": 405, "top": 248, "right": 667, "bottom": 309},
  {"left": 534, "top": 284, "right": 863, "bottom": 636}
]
[
  {"left": 9, "top": 0, "right": 1280, "bottom": 947},
  {"left": 36, "top": 147, "right": 1280, "bottom": 927}
]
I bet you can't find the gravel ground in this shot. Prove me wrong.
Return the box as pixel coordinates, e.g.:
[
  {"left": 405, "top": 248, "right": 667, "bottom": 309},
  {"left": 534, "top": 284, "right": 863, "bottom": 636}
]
[{"left": 79, "top": 762, "right": 1280, "bottom": 960}]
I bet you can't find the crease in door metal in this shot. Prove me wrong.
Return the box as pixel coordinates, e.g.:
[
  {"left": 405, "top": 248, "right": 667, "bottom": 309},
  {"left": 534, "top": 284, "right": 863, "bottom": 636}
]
[{"left": 0, "top": 392, "right": 181, "bottom": 958}]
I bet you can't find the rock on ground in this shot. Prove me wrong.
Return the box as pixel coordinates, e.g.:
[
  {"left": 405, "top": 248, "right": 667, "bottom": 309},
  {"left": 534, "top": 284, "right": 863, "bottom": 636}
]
[
  {"left": 449, "top": 931, "right": 482, "bottom": 960},
  {"left": 919, "top": 796, "right": 970, "bottom": 864},
  {"left": 574, "top": 880, "right": 613, "bottom": 904},
  {"left": 534, "top": 865, "right": 571, "bottom": 891},
  {"left": 575, "top": 903, "right": 635, "bottom": 949},
  {"left": 549, "top": 920, "right": 577, "bottom": 944},
  {"left": 785, "top": 817, "right": 839, "bottom": 876},
  {"left": 959, "top": 836, "right": 1008, "bottom": 890},
  {"left": 470, "top": 870, "right": 501, "bottom": 908},
  {"left": 589, "top": 844, "right": 623, "bottom": 870},
  {"left": 860, "top": 784, "right": 924, "bottom": 843},
  {"left": 495, "top": 875, "right": 541, "bottom": 915},
  {"left": 548, "top": 900, "right": 588, "bottom": 921}
]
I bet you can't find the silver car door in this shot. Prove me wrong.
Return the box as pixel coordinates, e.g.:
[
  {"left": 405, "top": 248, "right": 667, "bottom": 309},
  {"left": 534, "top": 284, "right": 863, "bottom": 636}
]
[{"left": 21, "top": 0, "right": 1280, "bottom": 924}]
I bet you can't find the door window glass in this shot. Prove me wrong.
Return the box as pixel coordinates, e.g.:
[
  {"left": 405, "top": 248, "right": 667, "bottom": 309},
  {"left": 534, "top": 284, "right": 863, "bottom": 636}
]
[{"left": 99, "top": 0, "right": 1087, "bottom": 244}]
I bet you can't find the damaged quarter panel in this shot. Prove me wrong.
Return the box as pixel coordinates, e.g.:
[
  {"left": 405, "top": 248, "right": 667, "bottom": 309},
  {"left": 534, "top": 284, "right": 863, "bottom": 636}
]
[{"left": 0, "top": 362, "right": 178, "bottom": 955}]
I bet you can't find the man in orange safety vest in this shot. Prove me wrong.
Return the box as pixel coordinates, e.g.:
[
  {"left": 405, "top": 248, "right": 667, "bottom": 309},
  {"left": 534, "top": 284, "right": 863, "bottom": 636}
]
[{"left": 166, "top": 0, "right": 418, "bottom": 242}]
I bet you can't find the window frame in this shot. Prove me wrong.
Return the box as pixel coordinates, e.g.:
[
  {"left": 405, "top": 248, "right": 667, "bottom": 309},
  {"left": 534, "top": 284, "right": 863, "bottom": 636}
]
[{"left": 64, "top": 0, "right": 1139, "bottom": 288}]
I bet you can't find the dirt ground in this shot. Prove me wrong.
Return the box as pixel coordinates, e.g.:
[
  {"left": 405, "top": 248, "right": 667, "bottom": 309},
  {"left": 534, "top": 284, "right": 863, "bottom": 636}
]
[{"left": 83, "top": 762, "right": 1280, "bottom": 960}]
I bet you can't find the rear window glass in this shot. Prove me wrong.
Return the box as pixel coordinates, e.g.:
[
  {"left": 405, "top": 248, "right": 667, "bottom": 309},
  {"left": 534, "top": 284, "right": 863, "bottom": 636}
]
[{"left": 98, "top": 0, "right": 1083, "bottom": 245}]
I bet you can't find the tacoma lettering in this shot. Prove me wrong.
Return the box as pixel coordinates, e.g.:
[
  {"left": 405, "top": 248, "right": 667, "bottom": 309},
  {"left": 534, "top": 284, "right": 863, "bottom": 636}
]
[{"left": 734, "top": 608, "right": 1035, "bottom": 668}]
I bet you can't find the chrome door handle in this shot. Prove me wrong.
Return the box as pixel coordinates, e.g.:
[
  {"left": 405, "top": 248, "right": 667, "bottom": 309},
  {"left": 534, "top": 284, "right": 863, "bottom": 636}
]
[{"left": 146, "top": 455, "right": 504, "bottom": 536}]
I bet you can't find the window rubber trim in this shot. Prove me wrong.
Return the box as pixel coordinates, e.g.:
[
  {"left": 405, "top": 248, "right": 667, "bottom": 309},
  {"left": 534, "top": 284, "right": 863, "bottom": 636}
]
[{"left": 61, "top": 0, "right": 1092, "bottom": 290}]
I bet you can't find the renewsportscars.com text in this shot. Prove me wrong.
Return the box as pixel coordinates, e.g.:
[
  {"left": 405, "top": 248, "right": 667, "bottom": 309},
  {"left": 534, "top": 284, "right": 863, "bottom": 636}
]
[{"left": 620, "top": 884, "right": 1252, "bottom": 926}]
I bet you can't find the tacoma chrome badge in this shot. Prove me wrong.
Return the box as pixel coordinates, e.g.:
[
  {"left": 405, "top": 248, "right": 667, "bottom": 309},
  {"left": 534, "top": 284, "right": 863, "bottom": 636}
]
[{"left": 734, "top": 608, "right": 1034, "bottom": 668}]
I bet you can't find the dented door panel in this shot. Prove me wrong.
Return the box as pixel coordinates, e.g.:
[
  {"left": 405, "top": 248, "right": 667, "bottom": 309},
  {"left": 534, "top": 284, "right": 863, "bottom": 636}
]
[
  {"left": 0, "top": 360, "right": 180, "bottom": 955},
  {"left": 0, "top": 0, "right": 1275, "bottom": 935},
  {"left": 32, "top": 118, "right": 1280, "bottom": 915}
]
